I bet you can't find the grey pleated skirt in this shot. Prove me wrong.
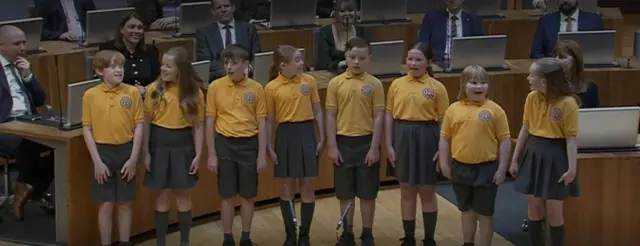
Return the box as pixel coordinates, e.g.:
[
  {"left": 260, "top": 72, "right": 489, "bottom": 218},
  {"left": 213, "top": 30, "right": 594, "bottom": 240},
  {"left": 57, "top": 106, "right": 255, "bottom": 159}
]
[
  {"left": 143, "top": 124, "right": 198, "bottom": 190},
  {"left": 274, "top": 120, "right": 318, "bottom": 178},
  {"left": 514, "top": 135, "right": 580, "bottom": 200},
  {"left": 386, "top": 120, "right": 440, "bottom": 186}
]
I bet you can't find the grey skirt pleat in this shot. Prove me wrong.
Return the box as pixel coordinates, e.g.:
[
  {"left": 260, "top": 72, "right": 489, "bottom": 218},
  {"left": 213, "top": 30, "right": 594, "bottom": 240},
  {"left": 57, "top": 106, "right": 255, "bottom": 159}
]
[
  {"left": 386, "top": 120, "right": 440, "bottom": 186},
  {"left": 514, "top": 135, "right": 580, "bottom": 200},
  {"left": 143, "top": 124, "right": 198, "bottom": 190},
  {"left": 274, "top": 120, "right": 318, "bottom": 178}
]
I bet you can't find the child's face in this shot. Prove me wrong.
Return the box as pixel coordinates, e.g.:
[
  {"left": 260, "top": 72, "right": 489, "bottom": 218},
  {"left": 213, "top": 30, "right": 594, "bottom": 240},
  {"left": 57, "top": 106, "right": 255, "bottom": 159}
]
[
  {"left": 406, "top": 49, "right": 430, "bottom": 77},
  {"left": 224, "top": 57, "right": 248, "bottom": 82},
  {"left": 527, "top": 63, "right": 546, "bottom": 93},
  {"left": 280, "top": 50, "right": 304, "bottom": 77},
  {"left": 96, "top": 61, "right": 124, "bottom": 85},
  {"left": 160, "top": 54, "right": 179, "bottom": 82},
  {"left": 345, "top": 47, "right": 370, "bottom": 75},
  {"left": 465, "top": 80, "right": 488, "bottom": 101}
]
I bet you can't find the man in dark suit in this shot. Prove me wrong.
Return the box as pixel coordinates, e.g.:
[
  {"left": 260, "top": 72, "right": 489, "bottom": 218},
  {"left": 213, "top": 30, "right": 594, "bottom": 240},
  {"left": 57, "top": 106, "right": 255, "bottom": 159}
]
[
  {"left": 34, "top": 0, "right": 96, "bottom": 41},
  {"left": 0, "top": 25, "right": 54, "bottom": 221},
  {"left": 196, "top": 0, "right": 260, "bottom": 82},
  {"left": 530, "top": 0, "right": 603, "bottom": 58},
  {"left": 418, "top": 0, "right": 484, "bottom": 61}
]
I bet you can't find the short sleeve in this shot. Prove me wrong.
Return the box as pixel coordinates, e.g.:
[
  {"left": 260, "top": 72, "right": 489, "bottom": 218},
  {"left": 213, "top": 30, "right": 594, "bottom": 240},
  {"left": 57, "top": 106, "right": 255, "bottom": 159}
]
[
  {"left": 325, "top": 78, "right": 338, "bottom": 110},
  {"left": 255, "top": 86, "right": 267, "bottom": 118},
  {"left": 264, "top": 84, "right": 276, "bottom": 117},
  {"left": 307, "top": 75, "right": 321, "bottom": 104},
  {"left": 206, "top": 84, "right": 217, "bottom": 117},
  {"left": 562, "top": 98, "right": 579, "bottom": 137},
  {"left": 196, "top": 90, "right": 206, "bottom": 122},
  {"left": 522, "top": 91, "right": 536, "bottom": 126},
  {"left": 435, "top": 82, "right": 450, "bottom": 118},
  {"left": 132, "top": 91, "right": 145, "bottom": 123},
  {"left": 493, "top": 108, "right": 511, "bottom": 140},
  {"left": 439, "top": 106, "right": 454, "bottom": 138},
  {"left": 81, "top": 93, "right": 92, "bottom": 126},
  {"left": 372, "top": 79, "right": 385, "bottom": 110},
  {"left": 385, "top": 81, "right": 397, "bottom": 113},
  {"left": 143, "top": 83, "right": 155, "bottom": 118}
]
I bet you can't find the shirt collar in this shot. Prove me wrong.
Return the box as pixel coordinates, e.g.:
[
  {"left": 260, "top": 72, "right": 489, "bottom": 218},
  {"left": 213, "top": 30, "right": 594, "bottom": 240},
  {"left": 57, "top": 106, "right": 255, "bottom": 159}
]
[
  {"left": 226, "top": 75, "right": 248, "bottom": 87},
  {"left": 99, "top": 81, "right": 124, "bottom": 93},
  {"left": 408, "top": 73, "right": 431, "bottom": 83},
  {"left": 561, "top": 9, "right": 579, "bottom": 21},
  {"left": 0, "top": 55, "right": 13, "bottom": 67},
  {"left": 447, "top": 9, "right": 462, "bottom": 20},
  {"left": 462, "top": 98, "right": 487, "bottom": 106},
  {"left": 217, "top": 19, "right": 236, "bottom": 30},
  {"left": 345, "top": 69, "right": 366, "bottom": 80},
  {"left": 277, "top": 73, "right": 302, "bottom": 84}
]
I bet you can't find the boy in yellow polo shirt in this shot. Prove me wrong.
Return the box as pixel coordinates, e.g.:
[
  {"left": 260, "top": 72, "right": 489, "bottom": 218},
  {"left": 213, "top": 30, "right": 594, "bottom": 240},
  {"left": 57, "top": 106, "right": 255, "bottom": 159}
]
[
  {"left": 82, "top": 50, "right": 144, "bottom": 246},
  {"left": 439, "top": 65, "right": 511, "bottom": 246},
  {"left": 205, "top": 44, "right": 267, "bottom": 246},
  {"left": 326, "top": 37, "right": 384, "bottom": 246}
]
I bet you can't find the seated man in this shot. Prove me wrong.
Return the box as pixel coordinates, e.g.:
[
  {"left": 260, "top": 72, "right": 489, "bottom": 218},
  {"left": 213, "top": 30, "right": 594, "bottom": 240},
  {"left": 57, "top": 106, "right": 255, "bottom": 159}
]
[
  {"left": 34, "top": 0, "right": 96, "bottom": 41},
  {"left": 530, "top": 0, "right": 603, "bottom": 58},
  {"left": 417, "top": 0, "right": 483, "bottom": 61},
  {"left": 0, "top": 25, "right": 54, "bottom": 220},
  {"left": 196, "top": 0, "right": 260, "bottom": 82}
]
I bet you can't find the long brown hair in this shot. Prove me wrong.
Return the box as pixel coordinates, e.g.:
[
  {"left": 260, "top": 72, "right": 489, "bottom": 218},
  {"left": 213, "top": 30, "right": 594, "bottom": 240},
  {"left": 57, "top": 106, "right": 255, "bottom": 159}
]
[
  {"left": 150, "top": 47, "right": 203, "bottom": 123},
  {"left": 554, "top": 40, "right": 588, "bottom": 93},
  {"left": 114, "top": 13, "right": 147, "bottom": 51},
  {"left": 268, "top": 45, "right": 298, "bottom": 81},
  {"left": 410, "top": 42, "right": 434, "bottom": 77},
  {"left": 533, "top": 57, "right": 580, "bottom": 104}
]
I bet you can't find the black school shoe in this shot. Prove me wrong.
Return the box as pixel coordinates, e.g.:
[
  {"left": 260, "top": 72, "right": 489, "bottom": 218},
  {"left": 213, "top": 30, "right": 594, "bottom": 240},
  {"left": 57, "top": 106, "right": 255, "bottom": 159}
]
[
  {"left": 222, "top": 238, "right": 235, "bottom": 246},
  {"left": 400, "top": 237, "right": 416, "bottom": 246},
  {"left": 335, "top": 232, "right": 356, "bottom": 246},
  {"left": 239, "top": 239, "right": 256, "bottom": 246},
  {"left": 360, "top": 234, "right": 374, "bottom": 246},
  {"left": 423, "top": 238, "right": 436, "bottom": 246},
  {"left": 283, "top": 235, "right": 297, "bottom": 246}
]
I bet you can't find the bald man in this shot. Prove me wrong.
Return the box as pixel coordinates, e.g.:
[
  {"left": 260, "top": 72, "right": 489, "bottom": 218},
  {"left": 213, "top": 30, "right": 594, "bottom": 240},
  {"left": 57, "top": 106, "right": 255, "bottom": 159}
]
[{"left": 0, "top": 25, "right": 55, "bottom": 221}]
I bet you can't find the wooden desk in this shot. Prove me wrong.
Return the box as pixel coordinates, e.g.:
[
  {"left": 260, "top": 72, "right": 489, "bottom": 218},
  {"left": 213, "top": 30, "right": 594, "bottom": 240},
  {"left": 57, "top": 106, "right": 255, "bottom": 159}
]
[{"left": 564, "top": 151, "right": 640, "bottom": 245}]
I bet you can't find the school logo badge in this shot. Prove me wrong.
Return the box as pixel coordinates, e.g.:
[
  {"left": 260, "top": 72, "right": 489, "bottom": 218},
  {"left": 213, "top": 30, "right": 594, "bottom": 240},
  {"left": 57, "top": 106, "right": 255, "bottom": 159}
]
[
  {"left": 361, "top": 85, "right": 373, "bottom": 96},
  {"left": 551, "top": 107, "right": 562, "bottom": 121},
  {"left": 119, "top": 96, "right": 132, "bottom": 109},
  {"left": 422, "top": 88, "right": 435, "bottom": 99},
  {"left": 243, "top": 92, "right": 256, "bottom": 104},
  {"left": 478, "top": 110, "right": 492, "bottom": 122},
  {"left": 300, "top": 84, "right": 310, "bottom": 96}
]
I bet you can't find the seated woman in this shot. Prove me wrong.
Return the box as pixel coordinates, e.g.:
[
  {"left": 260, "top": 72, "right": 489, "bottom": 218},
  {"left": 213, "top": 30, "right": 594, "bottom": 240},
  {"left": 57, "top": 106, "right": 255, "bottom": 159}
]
[
  {"left": 315, "top": 0, "right": 368, "bottom": 71},
  {"left": 99, "top": 13, "right": 160, "bottom": 96},
  {"left": 554, "top": 40, "right": 600, "bottom": 108}
]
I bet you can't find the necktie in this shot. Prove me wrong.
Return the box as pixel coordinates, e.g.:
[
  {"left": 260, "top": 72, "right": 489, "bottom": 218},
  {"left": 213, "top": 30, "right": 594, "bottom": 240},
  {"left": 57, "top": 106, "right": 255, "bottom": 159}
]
[
  {"left": 565, "top": 17, "right": 573, "bottom": 32},
  {"left": 450, "top": 15, "right": 458, "bottom": 39},
  {"left": 224, "top": 25, "right": 233, "bottom": 48}
]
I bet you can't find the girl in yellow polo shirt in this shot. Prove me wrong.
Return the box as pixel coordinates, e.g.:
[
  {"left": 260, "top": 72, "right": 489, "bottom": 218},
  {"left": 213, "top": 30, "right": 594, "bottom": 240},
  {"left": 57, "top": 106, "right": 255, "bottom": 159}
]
[
  {"left": 510, "top": 57, "right": 580, "bottom": 246},
  {"left": 439, "top": 65, "right": 511, "bottom": 246},
  {"left": 141, "top": 47, "right": 205, "bottom": 246},
  {"left": 385, "top": 42, "right": 450, "bottom": 246},
  {"left": 265, "top": 45, "right": 325, "bottom": 246}
]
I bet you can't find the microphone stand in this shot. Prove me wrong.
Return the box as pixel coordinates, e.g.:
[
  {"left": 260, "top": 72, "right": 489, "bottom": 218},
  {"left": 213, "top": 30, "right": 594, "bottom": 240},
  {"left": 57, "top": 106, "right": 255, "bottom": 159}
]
[
  {"left": 335, "top": 201, "right": 353, "bottom": 241},
  {"left": 289, "top": 200, "right": 298, "bottom": 235}
]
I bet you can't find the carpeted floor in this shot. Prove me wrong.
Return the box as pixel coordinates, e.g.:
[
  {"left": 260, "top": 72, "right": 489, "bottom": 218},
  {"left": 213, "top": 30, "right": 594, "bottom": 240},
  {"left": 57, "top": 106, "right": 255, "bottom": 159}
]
[{"left": 436, "top": 181, "right": 529, "bottom": 246}]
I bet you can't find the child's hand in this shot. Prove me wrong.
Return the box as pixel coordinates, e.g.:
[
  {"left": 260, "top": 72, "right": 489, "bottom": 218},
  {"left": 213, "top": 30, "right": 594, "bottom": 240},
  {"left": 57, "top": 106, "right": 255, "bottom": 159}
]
[
  {"left": 207, "top": 156, "right": 218, "bottom": 173},
  {"left": 493, "top": 169, "right": 506, "bottom": 185},
  {"left": 364, "top": 148, "right": 379, "bottom": 167},
  {"left": 94, "top": 162, "right": 110, "bottom": 184},
  {"left": 257, "top": 156, "right": 267, "bottom": 173},
  {"left": 143, "top": 151, "right": 151, "bottom": 172},
  {"left": 316, "top": 140, "right": 325, "bottom": 157},
  {"left": 268, "top": 147, "right": 278, "bottom": 165},
  {"left": 328, "top": 146, "right": 343, "bottom": 166},
  {"left": 189, "top": 157, "right": 199, "bottom": 175},
  {"left": 121, "top": 159, "right": 136, "bottom": 182},
  {"left": 558, "top": 169, "right": 576, "bottom": 185},
  {"left": 509, "top": 162, "right": 519, "bottom": 177},
  {"left": 440, "top": 162, "right": 451, "bottom": 179},
  {"left": 386, "top": 145, "right": 396, "bottom": 167}
]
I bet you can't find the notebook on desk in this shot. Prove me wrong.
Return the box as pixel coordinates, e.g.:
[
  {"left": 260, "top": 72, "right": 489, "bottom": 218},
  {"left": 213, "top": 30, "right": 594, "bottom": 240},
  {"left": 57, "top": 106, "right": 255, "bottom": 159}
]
[
  {"left": 577, "top": 106, "right": 640, "bottom": 153},
  {"left": 558, "top": 30, "right": 618, "bottom": 68},
  {"left": 84, "top": 7, "right": 135, "bottom": 47},
  {"left": 370, "top": 40, "right": 405, "bottom": 79},
  {"left": 437, "top": 35, "right": 509, "bottom": 73}
]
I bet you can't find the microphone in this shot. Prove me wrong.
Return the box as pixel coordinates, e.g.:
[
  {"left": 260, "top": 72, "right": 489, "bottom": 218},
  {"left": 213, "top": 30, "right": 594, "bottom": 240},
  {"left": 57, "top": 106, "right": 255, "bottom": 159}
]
[
  {"left": 174, "top": 2, "right": 180, "bottom": 36},
  {"left": 336, "top": 201, "right": 353, "bottom": 230}
]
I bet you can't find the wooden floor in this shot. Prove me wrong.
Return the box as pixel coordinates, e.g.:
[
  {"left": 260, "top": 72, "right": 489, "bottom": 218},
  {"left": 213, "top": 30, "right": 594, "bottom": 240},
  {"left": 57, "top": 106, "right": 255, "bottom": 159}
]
[{"left": 130, "top": 189, "right": 513, "bottom": 246}]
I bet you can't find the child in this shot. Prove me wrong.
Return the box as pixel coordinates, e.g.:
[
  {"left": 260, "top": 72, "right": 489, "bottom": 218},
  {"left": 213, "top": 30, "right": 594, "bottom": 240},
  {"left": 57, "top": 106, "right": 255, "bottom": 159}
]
[
  {"left": 205, "top": 44, "right": 267, "bottom": 246},
  {"left": 510, "top": 57, "right": 580, "bottom": 246},
  {"left": 385, "top": 42, "right": 449, "bottom": 246},
  {"left": 554, "top": 40, "right": 599, "bottom": 108},
  {"left": 81, "top": 50, "right": 144, "bottom": 246},
  {"left": 264, "top": 45, "right": 325, "bottom": 246},
  {"left": 142, "top": 46, "right": 205, "bottom": 246},
  {"left": 326, "top": 37, "right": 384, "bottom": 246},
  {"left": 438, "top": 65, "right": 511, "bottom": 246}
]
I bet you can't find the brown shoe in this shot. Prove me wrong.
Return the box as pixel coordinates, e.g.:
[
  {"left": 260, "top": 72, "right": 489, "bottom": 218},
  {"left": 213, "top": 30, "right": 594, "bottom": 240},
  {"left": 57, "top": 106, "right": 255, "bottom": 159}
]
[{"left": 13, "top": 182, "right": 33, "bottom": 220}]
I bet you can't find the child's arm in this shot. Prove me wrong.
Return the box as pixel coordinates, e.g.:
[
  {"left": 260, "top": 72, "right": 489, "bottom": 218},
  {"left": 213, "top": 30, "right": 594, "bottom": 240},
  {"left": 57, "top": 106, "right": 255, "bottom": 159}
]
[
  {"left": 83, "top": 126, "right": 103, "bottom": 166},
  {"left": 205, "top": 116, "right": 217, "bottom": 159},
  {"left": 312, "top": 102, "right": 325, "bottom": 154},
  {"left": 511, "top": 126, "right": 530, "bottom": 164},
  {"left": 129, "top": 123, "right": 144, "bottom": 163},
  {"left": 370, "top": 80, "right": 385, "bottom": 155},
  {"left": 437, "top": 137, "right": 451, "bottom": 178},
  {"left": 324, "top": 79, "right": 339, "bottom": 163},
  {"left": 565, "top": 136, "right": 577, "bottom": 173},
  {"left": 192, "top": 120, "right": 204, "bottom": 169},
  {"left": 498, "top": 138, "right": 512, "bottom": 172}
]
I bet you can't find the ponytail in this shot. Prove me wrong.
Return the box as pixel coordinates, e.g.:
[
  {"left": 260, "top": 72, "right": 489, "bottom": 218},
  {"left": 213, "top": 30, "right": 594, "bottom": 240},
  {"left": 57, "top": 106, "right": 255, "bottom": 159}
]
[{"left": 268, "top": 64, "right": 278, "bottom": 81}]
